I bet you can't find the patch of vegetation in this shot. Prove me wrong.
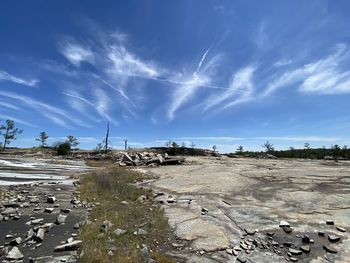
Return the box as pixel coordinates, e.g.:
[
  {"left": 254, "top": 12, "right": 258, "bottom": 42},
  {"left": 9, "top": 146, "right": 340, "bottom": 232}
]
[
  {"left": 234, "top": 146, "right": 350, "bottom": 160},
  {"left": 78, "top": 163, "right": 175, "bottom": 263},
  {"left": 56, "top": 142, "right": 71, "bottom": 155}
]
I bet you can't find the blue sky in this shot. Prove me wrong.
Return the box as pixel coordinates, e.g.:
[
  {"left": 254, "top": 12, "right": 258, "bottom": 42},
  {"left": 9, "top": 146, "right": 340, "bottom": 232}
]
[{"left": 1, "top": 0, "right": 350, "bottom": 152}]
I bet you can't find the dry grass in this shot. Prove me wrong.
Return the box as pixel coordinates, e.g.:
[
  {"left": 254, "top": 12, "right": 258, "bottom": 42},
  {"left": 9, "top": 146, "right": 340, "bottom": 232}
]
[{"left": 78, "top": 163, "right": 175, "bottom": 263}]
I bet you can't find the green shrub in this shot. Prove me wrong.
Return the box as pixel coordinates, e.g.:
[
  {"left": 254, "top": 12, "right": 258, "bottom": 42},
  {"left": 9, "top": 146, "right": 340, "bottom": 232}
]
[{"left": 56, "top": 142, "right": 71, "bottom": 155}]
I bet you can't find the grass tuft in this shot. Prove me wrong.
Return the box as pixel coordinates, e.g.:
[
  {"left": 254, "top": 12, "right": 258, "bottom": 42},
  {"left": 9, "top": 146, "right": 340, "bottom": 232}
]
[{"left": 78, "top": 163, "right": 175, "bottom": 263}]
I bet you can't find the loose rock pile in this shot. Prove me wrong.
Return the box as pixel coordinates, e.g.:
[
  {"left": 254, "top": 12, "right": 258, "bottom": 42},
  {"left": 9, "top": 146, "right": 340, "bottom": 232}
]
[
  {"left": 225, "top": 220, "right": 346, "bottom": 262},
  {"left": 0, "top": 182, "right": 96, "bottom": 262},
  {"left": 118, "top": 152, "right": 185, "bottom": 167}
]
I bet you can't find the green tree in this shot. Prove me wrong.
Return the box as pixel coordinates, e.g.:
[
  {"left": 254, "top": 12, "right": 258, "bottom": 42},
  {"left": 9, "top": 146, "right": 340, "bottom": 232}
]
[
  {"left": 36, "top": 132, "right": 49, "bottom": 147},
  {"left": 304, "top": 143, "right": 310, "bottom": 149},
  {"left": 0, "top": 120, "right": 23, "bottom": 150},
  {"left": 56, "top": 142, "right": 71, "bottom": 156},
  {"left": 171, "top": 141, "right": 179, "bottom": 148},
  {"left": 212, "top": 145, "right": 217, "bottom": 152},
  {"left": 262, "top": 141, "right": 274, "bottom": 153},
  {"left": 236, "top": 145, "right": 244, "bottom": 154},
  {"left": 332, "top": 144, "right": 341, "bottom": 162},
  {"left": 66, "top": 135, "right": 79, "bottom": 148}
]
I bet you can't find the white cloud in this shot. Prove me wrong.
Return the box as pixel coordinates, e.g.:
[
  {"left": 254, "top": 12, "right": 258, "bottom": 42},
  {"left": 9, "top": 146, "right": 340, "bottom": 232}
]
[
  {"left": 167, "top": 52, "right": 223, "bottom": 120},
  {"left": 203, "top": 65, "right": 256, "bottom": 111},
  {"left": 60, "top": 42, "right": 94, "bottom": 66},
  {"left": 94, "top": 88, "right": 118, "bottom": 125},
  {"left": 0, "top": 70, "right": 38, "bottom": 87},
  {"left": 0, "top": 115, "right": 37, "bottom": 128},
  {"left": 264, "top": 44, "right": 350, "bottom": 96},
  {"left": 0, "top": 91, "right": 91, "bottom": 128},
  {"left": 273, "top": 60, "right": 293, "bottom": 67},
  {"left": 107, "top": 45, "right": 159, "bottom": 78},
  {"left": 0, "top": 101, "right": 20, "bottom": 110}
]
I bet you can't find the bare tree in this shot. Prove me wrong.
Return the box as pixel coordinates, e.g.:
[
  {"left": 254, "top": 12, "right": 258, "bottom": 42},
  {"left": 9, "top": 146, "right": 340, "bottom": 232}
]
[
  {"left": 103, "top": 122, "right": 111, "bottom": 152},
  {"left": 0, "top": 120, "right": 23, "bottom": 150},
  {"left": 124, "top": 138, "right": 128, "bottom": 151},
  {"left": 165, "top": 140, "right": 172, "bottom": 148},
  {"left": 190, "top": 142, "right": 195, "bottom": 149},
  {"left": 36, "top": 131, "right": 49, "bottom": 147}
]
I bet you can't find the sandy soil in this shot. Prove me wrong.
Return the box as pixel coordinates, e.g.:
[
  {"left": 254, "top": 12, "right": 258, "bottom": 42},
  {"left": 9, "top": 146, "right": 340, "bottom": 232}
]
[{"left": 139, "top": 156, "right": 350, "bottom": 263}]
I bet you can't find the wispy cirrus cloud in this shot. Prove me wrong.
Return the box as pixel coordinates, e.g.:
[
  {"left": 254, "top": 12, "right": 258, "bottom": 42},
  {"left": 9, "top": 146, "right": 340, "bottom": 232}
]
[
  {"left": 0, "top": 70, "right": 39, "bottom": 87},
  {"left": 107, "top": 45, "right": 159, "bottom": 78},
  {"left": 0, "top": 101, "right": 20, "bottom": 110},
  {"left": 94, "top": 88, "right": 118, "bottom": 125},
  {"left": 263, "top": 44, "right": 350, "bottom": 96},
  {"left": 59, "top": 42, "right": 94, "bottom": 66},
  {"left": 0, "top": 91, "right": 91, "bottom": 128},
  {"left": 0, "top": 114, "right": 37, "bottom": 128},
  {"left": 203, "top": 65, "right": 256, "bottom": 111},
  {"left": 167, "top": 50, "right": 223, "bottom": 120}
]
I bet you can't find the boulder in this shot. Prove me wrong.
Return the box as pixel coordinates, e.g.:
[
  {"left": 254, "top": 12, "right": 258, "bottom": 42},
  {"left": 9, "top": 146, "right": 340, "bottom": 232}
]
[{"left": 6, "top": 247, "right": 24, "bottom": 260}]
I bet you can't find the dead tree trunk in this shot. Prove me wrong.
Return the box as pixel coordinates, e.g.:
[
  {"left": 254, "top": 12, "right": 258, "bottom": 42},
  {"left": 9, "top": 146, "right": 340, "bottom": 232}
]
[
  {"left": 104, "top": 122, "right": 109, "bottom": 152},
  {"left": 124, "top": 139, "right": 128, "bottom": 151}
]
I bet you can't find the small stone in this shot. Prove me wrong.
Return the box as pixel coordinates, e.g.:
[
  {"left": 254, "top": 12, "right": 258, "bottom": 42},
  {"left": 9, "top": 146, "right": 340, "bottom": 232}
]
[
  {"left": 301, "top": 235, "right": 310, "bottom": 243},
  {"left": 328, "top": 235, "right": 340, "bottom": 242},
  {"left": 56, "top": 214, "right": 67, "bottom": 224},
  {"left": 337, "top": 227, "right": 346, "bottom": 232},
  {"left": 54, "top": 240, "right": 82, "bottom": 252},
  {"left": 318, "top": 231, "right": 325, "bottom": 237},
  {"left": 5, "top": 234, "right": 13, "bottom": 239},
  {"left": 6, "top": 246, "right": 24, "bottom": 260},
  {"left": 113, "top": 228, "right": 127, "bottom": 237},
  {"left": 9, "top": 237, "right": 22, "bottom": 246},
  {"left": 226, "top": 248, "right": 233, "bottom": 255},
  {"left": 272, "top": 241, "right": 279, "bottom": 246},
  {"left": 61, "top": 208, "right": 71, "bottom": 213},
  {"left": 283, "top": 226, "right": 293, "bottom": 234},
  {"left": 237, "top": 257, "right": 247, "bottom": 263},
  {"left": 326, "top": 220, "right": 334, "bottom": 225},
  {"left": 29, "top": 218, "right": 44, "bottom": 225},
  {"left": 47, "top": 196, "right": 56, "bottom": 204},
  {"left": 290, "top": 257, "right": 298, "bottom": 262},
  {"left": 279, "top": 220, "right": 290, "bottom": 227},
  {"left": 266, "top": 232, "right": 275, "bottom": 237},
  {"left": 244, "top": 228, "right": 256, "bottom": 235},
  {"left": 233, "top": 245, "right": 242, "bottom": 251},
  {"left": 323, "top": 245, "right": 337, "bottom": 254},
  {"left": 300, "top": 245, "right": 310, "bottom": 253},
  {"left": 44, "top": 207, "right": 55, "bottom": 213},
  {"left": 289, "top": 248, "right": 302, "bottom": 255},
  {"left": 137, "top": 228, "right": 148, "bottom": 235},
  {"left": 140, "top": 245, "right": 148, "bottom": 257},
  {"left": 35, "top": 228, "right": 45, "bottom": 242},
  {"left": 201, "top": 207, "right": 208, "bottom": 214},
  {"left": 283, "top": 242, "right": 292, "bottom": 247}
]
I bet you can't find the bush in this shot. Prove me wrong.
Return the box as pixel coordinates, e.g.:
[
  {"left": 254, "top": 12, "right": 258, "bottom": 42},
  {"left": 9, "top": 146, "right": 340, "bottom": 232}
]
[{"left": 56, "top": 142, "right": 71, "bottom": 155}]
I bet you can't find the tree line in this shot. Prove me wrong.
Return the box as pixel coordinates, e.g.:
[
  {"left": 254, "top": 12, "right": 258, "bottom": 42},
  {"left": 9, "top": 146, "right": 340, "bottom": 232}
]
[{"left": 234, "top": 141, "right": 350, "bottom": 161}]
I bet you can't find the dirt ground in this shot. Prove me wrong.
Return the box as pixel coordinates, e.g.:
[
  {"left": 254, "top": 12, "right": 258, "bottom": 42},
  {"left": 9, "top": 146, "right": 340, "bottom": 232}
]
[{"left": 139, "top": 156, "right": 350, "bottom": 263}]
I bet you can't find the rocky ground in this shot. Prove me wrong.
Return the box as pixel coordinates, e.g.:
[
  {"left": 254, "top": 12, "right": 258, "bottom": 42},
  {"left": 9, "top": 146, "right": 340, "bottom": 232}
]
[
  {"left": 0, "top": 157, "right": 92, "bottom": 262},
  {"left": 138, "top": 156, "right": 350, "bottom": 263}
]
